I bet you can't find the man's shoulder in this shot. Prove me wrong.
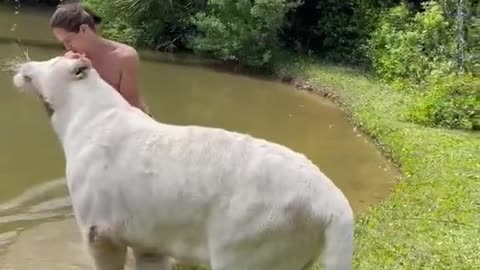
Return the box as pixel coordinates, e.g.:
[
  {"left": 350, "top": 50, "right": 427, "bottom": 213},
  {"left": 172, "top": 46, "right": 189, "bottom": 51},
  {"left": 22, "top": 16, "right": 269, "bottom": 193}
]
[
  {"left": 113, "top": 42, "right": 139, "bottom": 61},
  {"left": 110, "top": 46, "right": 138, "bottom": 73},
  {"left": 113, "top": 41, "right": 139, "bottom": 63},
  {"left": 120, "top": 46, "right": 139, "bottom": 60}
]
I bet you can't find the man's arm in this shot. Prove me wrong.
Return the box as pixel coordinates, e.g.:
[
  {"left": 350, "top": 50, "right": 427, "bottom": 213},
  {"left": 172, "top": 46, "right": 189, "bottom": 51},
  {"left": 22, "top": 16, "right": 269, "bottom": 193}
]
[{"left": 118, "top": 50, "right": 144, "bottom": 111}]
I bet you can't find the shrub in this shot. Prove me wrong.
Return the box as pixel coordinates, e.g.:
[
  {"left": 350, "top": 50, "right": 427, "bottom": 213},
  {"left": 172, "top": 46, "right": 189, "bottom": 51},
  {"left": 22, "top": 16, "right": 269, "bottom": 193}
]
[
  {"left": 406, "top": 75, "right": 479, "bottom": 131},
  {"left": 83, "top": 0, "right": 139, "bottom": 45},
  {"left": 84, "top": 0, "right": 206, "bottom": 51},
  {"left": 368, "top": 1, "right": 457, "bottom": 90},
  {"left": 188, "top": 0, "right": 298, "bottom": 68},
  {"left": 279, "top": 0, "right": 401, "bottom": 65}
]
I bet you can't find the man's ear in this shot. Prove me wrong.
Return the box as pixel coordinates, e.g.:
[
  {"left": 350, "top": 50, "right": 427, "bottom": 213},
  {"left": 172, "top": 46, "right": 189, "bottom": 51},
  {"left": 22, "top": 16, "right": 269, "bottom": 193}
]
[{"left": 79, "top": 24, "right": 88, "bottom": 33}]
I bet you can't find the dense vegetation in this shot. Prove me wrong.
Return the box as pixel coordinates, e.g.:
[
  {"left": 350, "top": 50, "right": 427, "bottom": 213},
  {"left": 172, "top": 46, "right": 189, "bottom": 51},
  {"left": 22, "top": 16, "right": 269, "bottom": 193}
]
[
  {"left": 77, "top": 0, "right": 479, "bottom": 131},
  {"left": 368, "top": 1, "right": 479, "bottom": 130}
]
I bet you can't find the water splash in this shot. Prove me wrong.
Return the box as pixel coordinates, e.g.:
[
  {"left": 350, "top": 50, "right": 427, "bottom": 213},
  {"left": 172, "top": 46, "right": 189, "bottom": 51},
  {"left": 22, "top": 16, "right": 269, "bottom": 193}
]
[
  {"left": 1, "top": 49, "right": 31, "bottom": 73},
  {"left": 0, "top": 178, "right": 67, "bottom": 213}
]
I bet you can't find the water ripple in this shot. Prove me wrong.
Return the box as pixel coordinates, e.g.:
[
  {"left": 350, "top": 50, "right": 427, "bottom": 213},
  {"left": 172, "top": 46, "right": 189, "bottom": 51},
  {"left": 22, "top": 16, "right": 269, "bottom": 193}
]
[{"left": 0, "top": 177, "right": 73, "bottom": 253}]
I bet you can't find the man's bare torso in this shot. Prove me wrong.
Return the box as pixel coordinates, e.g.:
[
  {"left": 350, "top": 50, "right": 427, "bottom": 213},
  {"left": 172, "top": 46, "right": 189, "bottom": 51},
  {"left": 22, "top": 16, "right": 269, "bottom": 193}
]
[
  {"left": 86, "top": 40, "right": 130, "bottom": 92},
  {"left": 65, "top": 38, "right": 148, "bottom": 114}
]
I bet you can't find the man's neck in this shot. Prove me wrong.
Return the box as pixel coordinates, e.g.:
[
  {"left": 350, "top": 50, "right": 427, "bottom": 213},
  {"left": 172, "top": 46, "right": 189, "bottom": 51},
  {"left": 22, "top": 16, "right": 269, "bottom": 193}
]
[{"left": 84, "top": 37, "right": 111, "bottom": 59}]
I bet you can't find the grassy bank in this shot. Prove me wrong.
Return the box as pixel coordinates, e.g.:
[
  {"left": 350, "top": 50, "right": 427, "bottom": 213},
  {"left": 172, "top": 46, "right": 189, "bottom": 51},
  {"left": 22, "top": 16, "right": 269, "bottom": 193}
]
[{"left": 272, "top": 55, "right": 480, "bottom": 269}]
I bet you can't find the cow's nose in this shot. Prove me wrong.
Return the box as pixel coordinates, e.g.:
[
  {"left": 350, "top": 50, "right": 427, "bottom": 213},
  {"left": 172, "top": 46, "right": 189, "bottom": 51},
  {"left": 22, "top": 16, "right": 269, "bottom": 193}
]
[
  {"left": 18, "top": 63, "right": 34, "bottom": 82},
  {"left": 22, "top": 74, "right": 32, "bottom": 82},
  {"left": 12, "top": 62, "right": 33, "bottom": 88}
]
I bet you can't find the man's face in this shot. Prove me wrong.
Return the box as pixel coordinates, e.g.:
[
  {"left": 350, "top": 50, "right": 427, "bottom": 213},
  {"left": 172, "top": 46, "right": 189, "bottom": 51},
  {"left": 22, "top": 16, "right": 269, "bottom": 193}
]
[{"left": 53, "top": 25, "right": 89, "bottom": 53}]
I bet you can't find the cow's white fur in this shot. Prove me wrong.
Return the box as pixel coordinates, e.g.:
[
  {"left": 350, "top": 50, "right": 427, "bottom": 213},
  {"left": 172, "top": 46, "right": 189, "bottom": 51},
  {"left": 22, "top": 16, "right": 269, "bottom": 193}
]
[{"left": 12, "top": 56, "right": 354, "bottom": 270}]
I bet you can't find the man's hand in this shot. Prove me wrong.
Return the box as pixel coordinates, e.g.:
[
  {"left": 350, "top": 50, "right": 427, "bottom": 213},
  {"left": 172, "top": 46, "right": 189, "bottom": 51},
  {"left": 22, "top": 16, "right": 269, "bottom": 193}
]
[
  {"left": 64, "top": 51, "right": 85, "bottom": 59},
  {"left": 63, "top": 51, "right": 92, "bottom": 70}
]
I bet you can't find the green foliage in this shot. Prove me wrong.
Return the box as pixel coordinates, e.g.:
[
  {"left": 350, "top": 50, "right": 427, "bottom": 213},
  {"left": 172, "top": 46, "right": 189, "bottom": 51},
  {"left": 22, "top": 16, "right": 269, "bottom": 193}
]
[
  {"left": 406, "top": 75, "right": 480, "bottom": 130},
  {"left": 368, "top": 1, "right": 457, "bottom": 89},
  {"left": 188, "top": 0, "right": 298, "bottom": 67},
  {"left": 83, "top": 0, "right": 206, "bottom": 50},
  {"left": 279, "top": 0, "right": 399, "bottom": 65},
  {"left": 310, "top": 0, "right": 372, "bottom": 63},
  {"left": 83, "top": 0, "right": 139, "bottom": 45},
  {"left": 464, "top": 0, "right": 480, "bottom": 75},
  {"left": 367, "top": 1, "right": 479, "bottom": 130},
  {"left": 84, "top": 0, "right": 297, "bottom": 66}
]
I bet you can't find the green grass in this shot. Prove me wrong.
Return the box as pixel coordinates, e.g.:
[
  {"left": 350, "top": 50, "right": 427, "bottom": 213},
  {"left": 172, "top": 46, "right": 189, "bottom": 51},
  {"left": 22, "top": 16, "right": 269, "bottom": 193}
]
[{"left": 272, "top": 55, "right": 480, "bottom": 270}]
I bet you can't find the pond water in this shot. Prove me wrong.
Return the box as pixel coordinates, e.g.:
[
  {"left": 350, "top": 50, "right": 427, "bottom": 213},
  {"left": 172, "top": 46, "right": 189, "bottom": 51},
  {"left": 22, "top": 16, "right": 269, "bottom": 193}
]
[{"left": 0, "top": 5, "right": 398, "bottom": 269}]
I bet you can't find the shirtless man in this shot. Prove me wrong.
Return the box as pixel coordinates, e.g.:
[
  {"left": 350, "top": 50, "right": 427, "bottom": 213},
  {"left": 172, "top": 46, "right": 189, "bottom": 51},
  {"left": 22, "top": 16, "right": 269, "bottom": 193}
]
[{"left": 49, "top": 2, "right": 148, "bottom": 113}]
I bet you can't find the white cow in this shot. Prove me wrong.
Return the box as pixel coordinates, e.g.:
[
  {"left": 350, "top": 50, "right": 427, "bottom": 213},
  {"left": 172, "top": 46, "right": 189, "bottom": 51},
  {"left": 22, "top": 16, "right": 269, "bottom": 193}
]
[{"left": 11, "top": 55, "right": 354, "bottom": 270}]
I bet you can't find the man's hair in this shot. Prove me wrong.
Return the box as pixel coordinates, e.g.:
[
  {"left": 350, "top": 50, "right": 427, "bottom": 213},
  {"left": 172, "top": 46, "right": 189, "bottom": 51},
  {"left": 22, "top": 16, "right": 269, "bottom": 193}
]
[{"left": 49, "top": 2, "right": 102, "bottom": 33}]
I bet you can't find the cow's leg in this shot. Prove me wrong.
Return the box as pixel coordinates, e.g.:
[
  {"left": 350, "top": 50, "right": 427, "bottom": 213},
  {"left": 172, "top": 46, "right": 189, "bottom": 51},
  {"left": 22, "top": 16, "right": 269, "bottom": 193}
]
[
  {"left": 85, "top": 225, "right": 127, "bottom": 270},
  {"left": 133, "top": 250, "right": 173, "bottom": 270}
]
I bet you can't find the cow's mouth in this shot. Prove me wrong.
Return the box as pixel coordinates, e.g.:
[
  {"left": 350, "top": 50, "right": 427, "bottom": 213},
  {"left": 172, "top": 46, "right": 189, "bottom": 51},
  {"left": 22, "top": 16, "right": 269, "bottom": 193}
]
[
  {"left": 3, "top": 53, "right": 55, "bottom": 118},
  {"left": 39, "top": 97, "right": 55, "bottom": 118}
]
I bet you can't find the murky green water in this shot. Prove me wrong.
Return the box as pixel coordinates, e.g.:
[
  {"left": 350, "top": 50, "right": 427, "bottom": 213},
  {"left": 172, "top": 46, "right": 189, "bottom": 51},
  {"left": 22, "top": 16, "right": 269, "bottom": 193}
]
[{"left": 0, "top": 6, "right": 398, "bottom": 268}]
